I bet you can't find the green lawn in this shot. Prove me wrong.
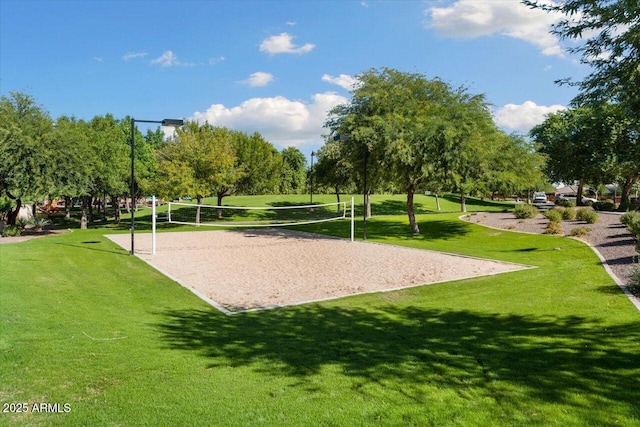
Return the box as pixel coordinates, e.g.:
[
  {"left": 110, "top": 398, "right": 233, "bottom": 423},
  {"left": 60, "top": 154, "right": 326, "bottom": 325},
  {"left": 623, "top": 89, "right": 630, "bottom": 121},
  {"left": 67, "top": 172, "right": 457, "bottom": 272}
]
[{"left": 1, "top": 195, "right": 639, "bottom": 426}]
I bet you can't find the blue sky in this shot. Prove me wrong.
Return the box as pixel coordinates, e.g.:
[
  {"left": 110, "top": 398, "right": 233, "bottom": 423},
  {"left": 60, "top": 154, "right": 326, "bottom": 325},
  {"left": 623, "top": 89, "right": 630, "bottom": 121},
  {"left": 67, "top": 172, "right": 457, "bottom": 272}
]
[{"left": 1, "top": 0, "right": 587, "bottom": 159}]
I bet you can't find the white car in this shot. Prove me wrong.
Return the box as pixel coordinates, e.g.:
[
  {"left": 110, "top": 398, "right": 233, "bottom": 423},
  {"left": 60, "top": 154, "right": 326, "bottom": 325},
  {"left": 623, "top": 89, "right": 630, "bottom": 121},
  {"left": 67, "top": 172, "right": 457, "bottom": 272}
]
[{"left": 532, "top": 192, "right": 547, "bottom": 204}]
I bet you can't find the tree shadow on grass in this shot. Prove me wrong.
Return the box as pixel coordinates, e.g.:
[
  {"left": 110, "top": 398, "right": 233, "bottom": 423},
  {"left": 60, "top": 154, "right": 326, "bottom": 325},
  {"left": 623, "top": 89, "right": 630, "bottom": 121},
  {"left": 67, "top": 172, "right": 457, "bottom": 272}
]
[{"left": 154, "top": 304, "right": 640, "bottom": 419}]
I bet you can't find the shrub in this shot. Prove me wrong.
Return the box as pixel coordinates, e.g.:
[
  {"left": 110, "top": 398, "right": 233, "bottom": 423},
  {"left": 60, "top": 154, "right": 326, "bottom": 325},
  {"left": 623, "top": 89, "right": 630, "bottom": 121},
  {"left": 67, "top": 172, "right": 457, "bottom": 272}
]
[
  {"left": 569, "top": 226, "right": 591, "bottom": 237},
  {"left": 514, "top": 204, "right": 537, "bottom": 219},
  {"left": 29, "top": 217, "right": 51, "bottom": 231},
  {"left": 620, "top": 210, "right": 640, "bottom": 226},
  {"left": 576, "top": 209, "right": 598, "bottom": 224},
  {"left": 593, "top": 201, "right": 616, "bottom": 211},
  {"left": 562, "top": 207, "right": 576, "bottom": 221},
  {"left": 1, "top": 225, "right": 21, "bottom": 237},
  {"left": 630, "top": 264, "right": 640, "bottom": 296},
  {"left": 544, "top": 221, "right": 563, "bottom": 234},
  {"left": 544, "top": 208, "right": 563, "bottom": 223},
  {"left": 626, "top": 217, "right": 640, "bottom": 240},
  {"left": 617, "top": 201, "right": 638, "bottom": 212},
  {"left": 555, "top": 198, "right": 576, "bottom": 207},
  {"left": 16, "top": 217, "right": 29, "bottom": 230}
]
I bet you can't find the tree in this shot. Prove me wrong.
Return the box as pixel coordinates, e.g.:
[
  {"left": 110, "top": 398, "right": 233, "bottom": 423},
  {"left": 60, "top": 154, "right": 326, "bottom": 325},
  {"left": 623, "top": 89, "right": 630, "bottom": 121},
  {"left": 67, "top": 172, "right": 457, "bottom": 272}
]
[
  {"left": 525, "top": 0, "right": 640, "bottom": 202},
  {"left": 486, "top": 133, "right": 548, "bottom": 201},
  {"left": 280, "top": 147, "right": 307, "bottom": 194},
  {"left": 0, "top": 91, "right": 54, "bottom": 225},
  {"left": 313, "top": 139, "right": 355, "bottom": 203},
  {"left": 525, "top": 0, "right": 640, "bottom": 110},
  {"left": 88, "top": 114, "right": 129, "bottom": 223},
  {"left": 48, "top": 116, "right": 95, "bottom": 228},
  {"left": 232, "top": 132, "right": 282, "bottom": 195},
  {"left": 153, "top": 122, "right": 239, "bottom": 222},
  {"left": 326, "top": 68, "right": 500, "bottom": 234},
  {"left": 530, "top": 103, "right": 633, "bottom": 203}
]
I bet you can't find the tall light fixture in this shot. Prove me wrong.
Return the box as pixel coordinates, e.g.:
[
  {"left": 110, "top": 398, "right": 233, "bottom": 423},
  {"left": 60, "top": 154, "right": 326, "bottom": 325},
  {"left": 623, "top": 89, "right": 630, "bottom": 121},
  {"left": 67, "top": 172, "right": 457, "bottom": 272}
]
[
  {"left": 310, "top": 150, "right": 315, "bottom": 205},
  {"left": 130, "top": 118, "right": 183, "bottom": 255}
]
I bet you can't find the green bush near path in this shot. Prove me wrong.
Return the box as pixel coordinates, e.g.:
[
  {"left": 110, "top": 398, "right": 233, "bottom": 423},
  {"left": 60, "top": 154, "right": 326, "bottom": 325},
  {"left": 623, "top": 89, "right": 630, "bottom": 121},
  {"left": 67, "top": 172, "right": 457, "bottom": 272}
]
[
  {"left": 513, "top": 203, "right": 537, "bottom": 219},
  {"left": 1, "top": 203, "right": 640, "bottom": 425}
]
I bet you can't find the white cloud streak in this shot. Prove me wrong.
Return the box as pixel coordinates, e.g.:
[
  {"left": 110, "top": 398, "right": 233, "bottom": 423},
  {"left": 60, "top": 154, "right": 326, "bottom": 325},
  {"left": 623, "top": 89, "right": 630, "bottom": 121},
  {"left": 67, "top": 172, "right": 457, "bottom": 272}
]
[
  {"left": 191, "top": 92, "right": 348, "bottom": 148},
  {"left": 242, "top": 72, "right": 275, "bottom": 87},
  {"left": 259, "top": 33, "right": 315, "bottom": 55},
  {"left": 150, "top": 50, "right": 194, "bottom": 67},
  {"left": 322, "top": 74, "right": 360, "bottom": 91},
  {"left": 493, "top": 101, "right": 565, "bottom": 132},
  {"left": 426, "top": 0, "right": 564, "bottom": 57},
  {"left": 123, "top": 51, "right": 148, "bottom": 61}
]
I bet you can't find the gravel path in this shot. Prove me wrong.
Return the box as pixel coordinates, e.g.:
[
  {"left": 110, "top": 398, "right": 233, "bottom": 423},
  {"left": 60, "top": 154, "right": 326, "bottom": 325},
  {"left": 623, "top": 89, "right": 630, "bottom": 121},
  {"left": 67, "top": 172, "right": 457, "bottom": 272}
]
[{"left": 463, "top": 210, "right": 638, "bottom": 287}]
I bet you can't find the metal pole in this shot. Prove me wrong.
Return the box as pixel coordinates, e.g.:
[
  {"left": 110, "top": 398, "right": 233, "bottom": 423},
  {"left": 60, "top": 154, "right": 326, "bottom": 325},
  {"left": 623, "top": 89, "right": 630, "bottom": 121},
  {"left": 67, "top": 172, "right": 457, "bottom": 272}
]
[
  {"left": 350, "top": 196, "right": 354, "bottom": 242},
  {"left": 363, "top": 144, "right": 367, "bottom": 240},
  {"left": 152, "top": 195, "right": 156, "bottom": 255},
  {"left": 310, "top": 151, "right": 314, "bottom": 205},
  {"left": 130, "top": 118, "right": 135, "bottom": 255}
]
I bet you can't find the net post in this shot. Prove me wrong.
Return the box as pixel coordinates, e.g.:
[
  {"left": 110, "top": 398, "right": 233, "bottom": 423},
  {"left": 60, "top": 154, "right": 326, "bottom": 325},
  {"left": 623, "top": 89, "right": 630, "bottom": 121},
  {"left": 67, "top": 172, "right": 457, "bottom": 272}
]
[
  {"left": 350, "top": 197, "right": 354, "bottom": 242},
  {"left": 152, "top": 195, "right": 157, "bottom": 255}
]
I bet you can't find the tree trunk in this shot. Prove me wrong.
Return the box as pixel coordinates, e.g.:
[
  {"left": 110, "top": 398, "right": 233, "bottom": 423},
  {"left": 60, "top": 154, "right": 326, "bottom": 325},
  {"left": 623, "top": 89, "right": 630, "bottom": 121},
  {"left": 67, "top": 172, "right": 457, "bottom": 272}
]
[
  {"left": 197, "top": 196, "right": 203, "bottom": 224},
  {"left": 577, "top": 179, "right": 585, "bottom": 206},
  {"left": 621, "top": 175, "right": 639, "bottom": 204},
  {"left": 80, "top": 197, "right": 88, "bottom": 229},
  {"left": 365, "top": 190, "right": 372, "bottom": 219},
  {"left": 460, "top": 192, "right": 467, "bottom": 213},
  {"left": 87, "top": 196, "right": 94, "bottom": 223},
  {"left": 111, "top": 195, "right": 121, "bottom": 224},
  {"left": 335, "top": 187, "right": 341, "bottom": 212},
  {"left": 64, "top": 196, "right": 71, "bottom": 219},
  {"left": 101, "top": 194, "right": 107, "bottom": 222},
  {"left": 7, "top": 198, "right": 21, "bottom": 226},
  {"left": 435, "top": 193, "right": 441, "bottom": 211},
  {"left": 217, "top": 193, "right": 225, "bottom": 220},
  {"left": 406, "top": 185, "right": 420, "bottom": 235}
]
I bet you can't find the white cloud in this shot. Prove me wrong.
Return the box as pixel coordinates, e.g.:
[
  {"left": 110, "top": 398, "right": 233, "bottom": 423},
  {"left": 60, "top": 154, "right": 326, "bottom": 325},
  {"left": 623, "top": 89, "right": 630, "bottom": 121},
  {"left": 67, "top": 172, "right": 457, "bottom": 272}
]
[
  {"left": 493, "top": 101, "right": 565, "bottom": 132},
  {"left": 191, "top": 92, "right": 348, "bottom": 148},
  {"left": 322, "top": 74, "right": 360, "bottom": 91},
  {"left": 259, "top": 33, "right": 315, "bottom": 55},
  {"left": 209, "top": 56, "right": 225, "bottom": 65},
  {"left": 242, "top": 72, "right": 275, "bottom": 87},
  {"left": 426, "top": 0, "right": 564, "bottom": 57},
  {"left": 150, "top": 50, "right": 195, "bottom": 67},
  {"left": 123, "top": 51, "right": 148, "bottom": 61},
  {"left": 93, "top": 56, "right": 104, "bottom": 62}
]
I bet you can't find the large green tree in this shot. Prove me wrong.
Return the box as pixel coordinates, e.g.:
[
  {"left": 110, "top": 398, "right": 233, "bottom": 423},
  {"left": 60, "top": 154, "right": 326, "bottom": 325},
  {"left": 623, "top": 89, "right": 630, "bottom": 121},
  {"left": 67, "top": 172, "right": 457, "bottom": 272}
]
[
  {"left": 485, "top": 133, "right": 548, "bottom": 201},
  {"left": 326, "top": 68, "right": 501, "bottom": 234},
  {"left": 0, "top": 91, "right": 54, "bottom": 225},
  {"left": 88, "top": 114, "right": 129, "bottom": 223},
  {"left": 525, "top": 0, "right": 640, "bottom": 111},
  {"left": 48, "top": 116, "right": 96, "bottom": 228},
  {"left": 280, "top": 147, "right": 307, "bottom": 194},
  {"left": 232, "top": 132, "right": 282, "bottom": 195},
  {"left": 313, "top": 139, "right": 355, "bottom": 203},
  {"left": 530, "top": 103, "right": 633, "bottom": 203},
  {"left": 153, "top": 122, "right": 239, "bottom": 222},
  {"left": 525, "top": 0, "right": 640, "bottom": 202}
]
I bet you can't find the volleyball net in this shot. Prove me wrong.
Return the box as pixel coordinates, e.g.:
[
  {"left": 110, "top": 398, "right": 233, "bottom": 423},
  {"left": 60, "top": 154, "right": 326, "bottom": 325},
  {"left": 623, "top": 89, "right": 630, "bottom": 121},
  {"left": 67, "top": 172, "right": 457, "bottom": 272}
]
[{"left": 166, "top": 198, "right": 355, "bottom": 241}]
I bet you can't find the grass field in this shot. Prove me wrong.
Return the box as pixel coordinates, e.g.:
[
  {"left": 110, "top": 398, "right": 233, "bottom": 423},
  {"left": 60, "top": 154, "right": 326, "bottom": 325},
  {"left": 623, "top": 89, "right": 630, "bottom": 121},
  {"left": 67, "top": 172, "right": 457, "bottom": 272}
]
[{"left": 1, "top": 194, "right": 639, "bottom": 425}]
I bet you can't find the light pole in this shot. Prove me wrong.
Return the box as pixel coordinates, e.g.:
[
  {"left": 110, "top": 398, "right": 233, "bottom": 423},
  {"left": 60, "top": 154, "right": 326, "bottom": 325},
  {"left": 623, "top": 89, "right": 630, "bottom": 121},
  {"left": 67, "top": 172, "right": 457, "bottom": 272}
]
[
  {"left": 310, "top": 151, "right": 315, "bottom": 205},
  {"left": 333, "top": 134, "right": 367, "bottom": 240},
  {"left": 130, "top": 117, "right": 183, "bottom": 255}
]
